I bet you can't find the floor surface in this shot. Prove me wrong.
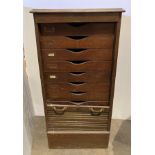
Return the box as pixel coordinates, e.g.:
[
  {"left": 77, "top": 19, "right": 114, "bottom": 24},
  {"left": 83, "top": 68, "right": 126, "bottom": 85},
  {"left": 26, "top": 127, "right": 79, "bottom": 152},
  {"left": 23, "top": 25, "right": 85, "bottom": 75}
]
[{"left": 31, "top": 117, "right": 131, "bottom": 155}]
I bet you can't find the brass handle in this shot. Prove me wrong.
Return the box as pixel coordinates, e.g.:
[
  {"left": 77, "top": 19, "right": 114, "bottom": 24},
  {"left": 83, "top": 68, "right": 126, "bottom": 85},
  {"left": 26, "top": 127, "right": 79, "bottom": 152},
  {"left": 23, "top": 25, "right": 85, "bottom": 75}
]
[
  {"left": 53, "top": 107, "right": 67, "bottom": 115},
  {"left": 49, "top": 75, "right": 56, "bottom": 79},
  {"left": 89, "top": 107, "right": 104, "bottom": 116},
  {"left": 48, "top": 53, "right": 55, "bottom": 57}
]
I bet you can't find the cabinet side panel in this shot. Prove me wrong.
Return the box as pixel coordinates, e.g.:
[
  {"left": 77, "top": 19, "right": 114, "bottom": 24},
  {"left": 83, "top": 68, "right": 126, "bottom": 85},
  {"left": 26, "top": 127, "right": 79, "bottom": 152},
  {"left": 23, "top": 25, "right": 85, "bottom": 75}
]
[
  {"left": 108, "top": 14, "right": 122, "bottom": 131},
  {"left": 33, "top": 16, "right": 48, "bottom": 131}
]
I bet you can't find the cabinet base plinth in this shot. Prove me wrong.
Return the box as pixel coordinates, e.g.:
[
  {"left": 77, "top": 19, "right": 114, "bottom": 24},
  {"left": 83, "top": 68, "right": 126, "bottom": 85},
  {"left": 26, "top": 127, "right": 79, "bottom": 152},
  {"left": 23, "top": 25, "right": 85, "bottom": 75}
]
[{"left": 47, "top": 132, "right": 109, "bottom": 149}]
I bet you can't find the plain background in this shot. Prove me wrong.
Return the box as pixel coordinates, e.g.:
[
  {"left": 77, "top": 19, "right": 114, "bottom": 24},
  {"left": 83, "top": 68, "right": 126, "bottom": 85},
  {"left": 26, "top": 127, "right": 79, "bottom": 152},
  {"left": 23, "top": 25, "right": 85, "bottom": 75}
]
[
  {"left": 23, "top": 1, "right": 131, "bottom": 119},
  {"left": 1, "top": 1, "right": 155, "bottom": 155}
]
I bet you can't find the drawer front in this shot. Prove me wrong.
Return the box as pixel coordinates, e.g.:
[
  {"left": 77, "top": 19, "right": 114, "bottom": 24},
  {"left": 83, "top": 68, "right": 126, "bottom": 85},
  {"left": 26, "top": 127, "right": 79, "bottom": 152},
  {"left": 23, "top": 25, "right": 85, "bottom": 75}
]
[
  {"left": 41, "top": 49, "right": 113, "bottom": 61},
  {"left": 45, "top": 83, "right": 110, "bottom": 101},
  {"left": 39, "top": 23, "right": 115, "bottom": 36},
  {"left": 46, "top": 105, "right": 110, "bottom": 131},
  {"left": 43, "top": 61, "right": 112, "bottom": 72},
  {"left": 40, "top": 35, "right": 114, "bottom": 49},
  {"left": 45, "top": 83, "right": 110, "bottom": 92},
  {"left": 44, "top": 71, "right": 111, "bottom": 84},
  {"left": 45, "top": 91, "right": 109, "bottom": 101}
]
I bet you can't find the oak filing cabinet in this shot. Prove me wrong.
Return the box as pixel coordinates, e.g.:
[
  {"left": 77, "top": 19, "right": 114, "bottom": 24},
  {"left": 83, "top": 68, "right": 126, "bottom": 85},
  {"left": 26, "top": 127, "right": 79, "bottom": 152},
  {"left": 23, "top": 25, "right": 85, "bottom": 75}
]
[{"left": 31, "top": 8, "right": 125, "bottom": 148}]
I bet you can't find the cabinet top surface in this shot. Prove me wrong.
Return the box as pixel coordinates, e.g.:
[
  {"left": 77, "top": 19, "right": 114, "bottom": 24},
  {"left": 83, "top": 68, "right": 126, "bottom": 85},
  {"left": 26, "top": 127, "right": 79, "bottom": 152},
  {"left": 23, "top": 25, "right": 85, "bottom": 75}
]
[{"left": 30, "top": 8, "right": 125, "bottom": 13}]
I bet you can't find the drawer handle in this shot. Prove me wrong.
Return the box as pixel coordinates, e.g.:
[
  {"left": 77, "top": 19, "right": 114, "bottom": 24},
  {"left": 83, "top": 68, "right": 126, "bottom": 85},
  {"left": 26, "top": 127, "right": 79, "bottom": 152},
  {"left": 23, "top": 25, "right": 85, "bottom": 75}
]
[
  {"left": 90, "top": 107, "right": 104, "bottom": 116},
  {"left": 70, "top": 72, "right": 85, "bottom": 76},
  {"left": 66, "top": 36, "right": 88, "bottom": 40},
  {"left": 53, "top": 106, "right": 67, "bottom": 115},
  {"left": 48, "top": 53, "right": 55, "bottom": 57},
  {"left": 68, "top": 60, "right": 88, "bottom": 65},
  {"left": 70, "top": 91, "right": 86, "bottom": 95},
  {"left": 70, "top": 101, "right": 87, "bottom": 105},
  {"left": 67, "top": 48, "right": 87, "bottom": 53},
  {"left": 68, "top": 82, "right": 85, "bottom": 86},
  {"left": 49, "top": 75, "right": 56, "bottom": 79}
]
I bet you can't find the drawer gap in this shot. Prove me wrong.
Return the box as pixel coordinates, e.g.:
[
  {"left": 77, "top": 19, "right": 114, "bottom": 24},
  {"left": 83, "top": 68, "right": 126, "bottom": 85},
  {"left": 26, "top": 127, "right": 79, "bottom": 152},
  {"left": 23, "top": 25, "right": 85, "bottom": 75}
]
[
  {"left": 70, "top": 91, "right": 86, "bottom": 95},
  {"left": 69, "top": 72, "right": 86, "bottom": 76},
  {"left": 70, "top": 101, "right": 86, "bottom": 105},
  {"left": 66, "top": 36, "right": 88, "bottom": 40},
  {"left": 67, "top": 23, "right": 88, "bottom": 27},
  {"left": 68, "top": 60, "right": 89, "bottom": 64},
  {"left": 68, "top": 82, "right": 85, "bottom": 85},
  {"left": 66, "top": 48, "right": 87, "bottom": 52}
]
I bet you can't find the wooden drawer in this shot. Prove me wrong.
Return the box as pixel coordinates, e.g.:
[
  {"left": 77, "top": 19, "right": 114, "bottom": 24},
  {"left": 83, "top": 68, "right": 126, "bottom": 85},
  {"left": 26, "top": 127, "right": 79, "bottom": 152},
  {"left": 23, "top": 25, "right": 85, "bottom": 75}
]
[
  {"left": 43, "top": 61, "right": 112, "bottom": 72},
  {"left": 44, "top": 71, "right": 111, "bottom": 84},
  {"left": 39, "top": 23, "right": 115, "bottom": 36},
  {"left": 41, "top": 49, "right": 113, "bottom": 61},
  {"left": 46, "top": 105, "right": 110, "bottom": 131},
  {"left": 45, "top": 83, "right": 110, "bottom": 101},
  {"left": 40, "top": 35, "right": 114, "bottom": 49}
]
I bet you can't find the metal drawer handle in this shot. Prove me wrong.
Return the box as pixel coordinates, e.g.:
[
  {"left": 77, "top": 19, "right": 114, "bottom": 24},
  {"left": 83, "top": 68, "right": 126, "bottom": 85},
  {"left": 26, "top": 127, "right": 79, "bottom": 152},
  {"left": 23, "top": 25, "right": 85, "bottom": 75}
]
[
  {"left": 90, "top": 107, "right": 104, "bottom": 116},
  {"left": 49, "top": 75, "right": 56, "bottom": 79},
  {"left": 48, "top": 53, "right": 55, "bottom": 57},
  {"left": 53, "top": 107, "right": 67, "bottom": 115}
]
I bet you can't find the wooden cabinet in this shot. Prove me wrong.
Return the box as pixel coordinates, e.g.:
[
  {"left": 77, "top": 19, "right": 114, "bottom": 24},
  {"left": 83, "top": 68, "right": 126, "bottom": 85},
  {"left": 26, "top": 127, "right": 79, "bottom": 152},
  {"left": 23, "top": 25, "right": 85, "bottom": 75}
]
[{"left": 31, "top": 8, "right": 124, "bottom": 148}]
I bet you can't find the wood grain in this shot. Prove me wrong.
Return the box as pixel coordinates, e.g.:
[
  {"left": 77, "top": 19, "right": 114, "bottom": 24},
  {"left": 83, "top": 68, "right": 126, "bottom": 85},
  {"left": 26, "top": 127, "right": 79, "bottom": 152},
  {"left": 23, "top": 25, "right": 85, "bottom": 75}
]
[
  {"left": 43, "top": 61, "right": 112, "bottom": 72},
  {"left": 39, "top": 23, "right": 115, "bottom": 36},
  {"left": 41, "top": 49, "right": 113, "bottom": 61},
  {"left": 43, "top": 71, "right": 111, "bottom": 84},
  {"left": 47, "top": 132, "right": 109, "bottom": 148},
  {"left": 45, "top": 83, "right": 110, "bottom": 101},
  {"left": 40, "top": 35, "right": 114, "bottom": 49}
]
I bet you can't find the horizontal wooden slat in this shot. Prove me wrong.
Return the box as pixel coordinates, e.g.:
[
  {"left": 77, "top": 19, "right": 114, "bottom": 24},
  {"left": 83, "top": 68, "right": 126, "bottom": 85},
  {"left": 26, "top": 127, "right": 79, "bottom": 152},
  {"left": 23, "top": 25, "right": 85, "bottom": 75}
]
[
  {"left": 39, "top": 23, "right": 115, "bottom": 36},
  {"left": 41, "top": 49, "right": 113, "bottom": 61},
  {"left": 46, "top": 106, "right": 109, "bottom": 132},
  {"left": 45, "top": 83, "right": 110, "bottom": 101},
  {"left": 40, "top": 35, "right": 114, "bottom": 49},
  {"left": 44, "top": 71, "right": 111, "bottom": 84},
  {"left": 34, "top": 12, "right": 121, "bottom": 23},
  {"left": 43, "top": 60, "right": 112, "bottom": 72}
]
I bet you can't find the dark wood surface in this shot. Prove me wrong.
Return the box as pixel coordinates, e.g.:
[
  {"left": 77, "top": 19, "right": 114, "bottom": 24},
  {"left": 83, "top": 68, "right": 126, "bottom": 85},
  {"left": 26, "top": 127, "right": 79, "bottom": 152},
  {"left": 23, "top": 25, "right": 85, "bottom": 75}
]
[
  {"left": 47, "top": 132, "right": 109, "bottom": 148},
  {"left": 45, "top": 83, "right": 110, "bottom": 101},
  {"left": 41, "top": 49, "right": 113, "bottom": 61},
  {"left": 43, "top": 71, "right": 111, "bottom": 83},
  {"left": 32, "top": 9, "right": 123, "bottom": 148},
  {"left": 43, "top": 61, "right": 112, "bottom": 72},
  {"left": 40, "top": 35, "right": 114, "bottom": 49},
  {"left": 39, "top": 23, "right": 115, "bottom": 36},
  {"left": 33, "top": 12, "right": 122, "bottom": 23}
]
